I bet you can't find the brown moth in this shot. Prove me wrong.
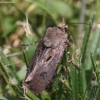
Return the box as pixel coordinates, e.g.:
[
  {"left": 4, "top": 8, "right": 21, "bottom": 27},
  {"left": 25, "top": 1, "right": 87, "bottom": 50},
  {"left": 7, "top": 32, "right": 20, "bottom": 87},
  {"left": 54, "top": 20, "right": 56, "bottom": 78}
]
[{"left": 23, "top": 23, "right": 70, "bottom": 95}]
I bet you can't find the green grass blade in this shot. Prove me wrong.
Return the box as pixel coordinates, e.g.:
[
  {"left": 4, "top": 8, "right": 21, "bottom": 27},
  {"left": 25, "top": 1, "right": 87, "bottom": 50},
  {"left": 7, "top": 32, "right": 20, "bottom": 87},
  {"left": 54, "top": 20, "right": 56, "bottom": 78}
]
[
  {"left": 22, "top": 46, "right": 30, "bottom": 68},
  {"left": 85, "top": 26, "right": 100, "bottom": 70},
  {"left": 70, "top": 65, "right": 75, "bottom": 100},
  {"left": 75, "top": 69, "right": 78, "bottom": 100},
  {"left": 0, "top": 49, "right": 21, "bottom": 84},
  {"left": 88, "top": 85, "right": 99, "bottom": 100},
  {"left": 41, "top": 91, "right": 51, "bottom": 100},
  {"left": 90, "top": 53, "right": 99, "bottom": 83},
  {"left": 0, "top": 62, "right": 16, "bottom": 96},
  {"left": 78, "top": 69, "right": 83, "bottom": 98},
  {"left": 84, "top": 26, "right": 100, "bottom": 95},
  {"left": 90, "top": 53, "right": 96, "bottom": 72},
  {"left": 0, "top": 54, "right": 24, "bottom": 99},
  {"left": 27, "top": 90, "right": 40, "bottom": 100},
  {"left": 11, "top": 2, "right": 41, "bottom": 38},
  {"left": 80, "top": 13, "right": 96, "bottom": 99},
  {"left": 42, "top": 13, "right": 46, "bottom": 34},
  {"left": 0, "top": 96, "right": 9, "bottom": 100},
  {"left": 26, "top": 0, "right": 56, "bottom": 20},
  {"left": 81, "top": 12, "right": 96, "bottom": 63}
]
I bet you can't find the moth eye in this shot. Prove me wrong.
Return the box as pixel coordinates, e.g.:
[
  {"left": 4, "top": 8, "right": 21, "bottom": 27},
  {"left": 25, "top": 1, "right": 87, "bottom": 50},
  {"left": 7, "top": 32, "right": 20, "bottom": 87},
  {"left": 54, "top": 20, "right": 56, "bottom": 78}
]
[{"left": 46, "top": 56, "right": 52, "bottom": 62}]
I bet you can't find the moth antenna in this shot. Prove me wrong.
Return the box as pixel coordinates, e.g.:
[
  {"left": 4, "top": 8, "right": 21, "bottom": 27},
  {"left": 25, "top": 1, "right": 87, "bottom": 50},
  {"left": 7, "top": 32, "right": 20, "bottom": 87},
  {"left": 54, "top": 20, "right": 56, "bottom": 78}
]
[{"left": 69, "top": 22, "right": 90, "bottom": 26}]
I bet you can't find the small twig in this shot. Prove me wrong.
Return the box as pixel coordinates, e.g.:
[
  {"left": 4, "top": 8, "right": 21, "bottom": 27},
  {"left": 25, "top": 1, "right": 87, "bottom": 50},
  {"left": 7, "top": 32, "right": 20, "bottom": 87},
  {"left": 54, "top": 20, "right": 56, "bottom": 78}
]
[
  {"left": 6, "top": 53, "right": 22, "bottom": 57},
  {"left": 21, "top": 40, "right": 40, "bottom": 46}
]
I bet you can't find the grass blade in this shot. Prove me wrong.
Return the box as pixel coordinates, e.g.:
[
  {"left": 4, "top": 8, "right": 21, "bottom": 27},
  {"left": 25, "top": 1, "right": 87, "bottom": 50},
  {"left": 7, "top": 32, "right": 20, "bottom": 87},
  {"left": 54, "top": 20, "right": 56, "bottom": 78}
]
[
  {"left": 81, "top": 12, "right": 96, "bottom": 63},
  {"left": 90, "top": 53, "right": 99, "bottom": 83},
  {"left": 0, "top": 49, "right": 21, "bottom": 84},
  {"left": 27, "top": 90, "right": 40, "bottom": 100},
  {"left": 0, "top": 62, "right": 16, "bottom": 96},
  {"left": 85, "top": 26, "right": 100, "bottom": 70}
]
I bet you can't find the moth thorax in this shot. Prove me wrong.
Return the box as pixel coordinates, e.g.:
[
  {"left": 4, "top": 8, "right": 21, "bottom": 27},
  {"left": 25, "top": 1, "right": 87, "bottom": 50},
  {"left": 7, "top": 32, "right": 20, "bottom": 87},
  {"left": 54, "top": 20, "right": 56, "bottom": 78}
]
[{"left": 57, "top": 24, "right": 68, "bottom": 31}]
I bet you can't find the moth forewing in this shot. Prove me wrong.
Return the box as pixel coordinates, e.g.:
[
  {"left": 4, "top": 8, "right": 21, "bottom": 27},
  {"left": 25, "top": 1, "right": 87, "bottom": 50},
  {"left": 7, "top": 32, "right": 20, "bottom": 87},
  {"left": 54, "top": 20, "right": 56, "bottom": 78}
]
[{"left": 23, "top": 24, "right": 70, "bottom": 95}]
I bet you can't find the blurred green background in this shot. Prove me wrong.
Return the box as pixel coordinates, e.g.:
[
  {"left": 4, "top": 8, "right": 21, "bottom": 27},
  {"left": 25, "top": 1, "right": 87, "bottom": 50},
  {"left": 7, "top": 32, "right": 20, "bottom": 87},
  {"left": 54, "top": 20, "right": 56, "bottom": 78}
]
[{"left": 0, "top": 0, "right": 100, "bottom": 100}]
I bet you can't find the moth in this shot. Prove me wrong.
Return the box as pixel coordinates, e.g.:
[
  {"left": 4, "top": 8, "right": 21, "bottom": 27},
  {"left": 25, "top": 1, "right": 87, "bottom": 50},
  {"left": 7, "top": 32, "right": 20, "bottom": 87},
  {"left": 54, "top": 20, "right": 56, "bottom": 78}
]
[{"left": 23, "top": 23, "right": 70, "bottom": 95}]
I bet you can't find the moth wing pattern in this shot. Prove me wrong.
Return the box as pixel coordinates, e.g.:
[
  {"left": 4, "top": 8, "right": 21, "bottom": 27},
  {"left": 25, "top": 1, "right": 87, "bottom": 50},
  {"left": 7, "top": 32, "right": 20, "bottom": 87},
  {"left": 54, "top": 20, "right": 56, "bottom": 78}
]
[{"left": 23, "top": 24, "right": 69, "bottom": 95}]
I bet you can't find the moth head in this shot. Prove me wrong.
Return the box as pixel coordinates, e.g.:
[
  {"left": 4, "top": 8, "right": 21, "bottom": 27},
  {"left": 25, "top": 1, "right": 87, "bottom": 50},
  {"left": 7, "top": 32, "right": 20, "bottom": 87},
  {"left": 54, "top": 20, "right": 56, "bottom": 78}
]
[{"left": 57, "top": 24, "right": 68, "bottom": 31}]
